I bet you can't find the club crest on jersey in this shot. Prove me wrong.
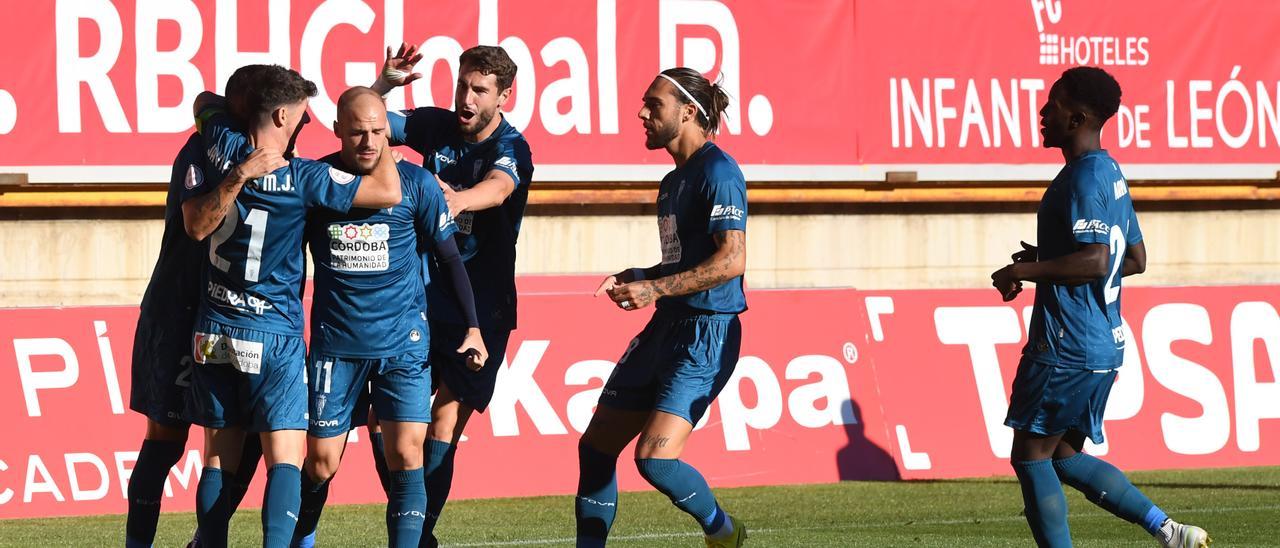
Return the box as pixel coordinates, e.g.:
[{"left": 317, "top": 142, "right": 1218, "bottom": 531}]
[
  {"left": 184, "top": 164, "right": 204, "bottom": 189},
  {"left": 329, "top": 166, "right": 356, "bottom": 185}
]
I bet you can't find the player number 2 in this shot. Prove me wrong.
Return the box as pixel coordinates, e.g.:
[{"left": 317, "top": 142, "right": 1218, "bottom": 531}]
[
  {"left": 209, "top": 207, "right": 269, "bottom": 282},
  {"left": 1103, "top": 224, "right": 1125, "bottom": 305}
]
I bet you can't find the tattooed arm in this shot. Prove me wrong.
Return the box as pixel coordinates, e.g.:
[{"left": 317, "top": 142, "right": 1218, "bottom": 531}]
[
  {"left": 182, "top": 147, "right": 287, "bottom": 240},
  {"left": 602, "top": 230, "right": 746, "bottom": 310}
]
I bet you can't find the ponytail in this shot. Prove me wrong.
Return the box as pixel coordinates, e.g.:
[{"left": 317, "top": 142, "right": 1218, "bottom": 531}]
[{"left": 659, "top": 67, "right": 731, "bottom": 136}]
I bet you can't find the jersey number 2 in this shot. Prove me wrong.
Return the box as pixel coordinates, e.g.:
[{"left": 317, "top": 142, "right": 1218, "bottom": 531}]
[
  {"left": 1103, "top": 224, "right": 1126, "bottom": 304},
  {"left": 210, "top": 207, "right": 269, "bottom": 282}
]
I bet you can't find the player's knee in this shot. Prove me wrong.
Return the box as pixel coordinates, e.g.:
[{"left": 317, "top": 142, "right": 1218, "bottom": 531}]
[
  {"left": 145, "top": 420, "right": 189, "bottom": 443},
  {"left": 388, "top": 436, "right": 424, "bottom": 464},
  {"left": 427, "top": 418, "right": 458, "bottom": 443},
  {"left": 305, "top": 451, "right": 343, "bottom": 482}
]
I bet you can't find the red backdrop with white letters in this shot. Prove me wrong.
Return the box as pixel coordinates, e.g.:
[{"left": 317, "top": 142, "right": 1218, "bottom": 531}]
[
  {"left": 2, "top": 1, "right": 1280, "bottom": 182},
  {"left": 1, "top": 281, "right": 1279, "bottom": 518}
]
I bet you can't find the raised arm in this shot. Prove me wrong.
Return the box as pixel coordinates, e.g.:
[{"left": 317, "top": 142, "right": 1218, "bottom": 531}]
[
  {"left": 371, "top": 43, "right": 424, "bottom": 95},
  {"left": 181, "top": 147, "right": 287, "bottom": 240}
]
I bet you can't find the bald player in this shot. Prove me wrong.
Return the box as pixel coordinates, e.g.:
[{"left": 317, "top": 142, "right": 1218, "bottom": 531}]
[{"left": 289, "top": 87, "right": 486, "bottom": 548}]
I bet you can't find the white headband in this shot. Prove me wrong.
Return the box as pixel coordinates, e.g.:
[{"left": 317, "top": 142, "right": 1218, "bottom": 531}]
[{"left": 658, "top": 74, "right": 708, "bottom": 119}]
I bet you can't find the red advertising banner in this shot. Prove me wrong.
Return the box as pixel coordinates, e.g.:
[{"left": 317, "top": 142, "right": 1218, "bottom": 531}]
[
  {"left": 0, "top": 0, "right": 854, "bottom": 183},
  {"left": 858, "top": 1, "right": 1280, "bottom": 180},
  {"left": 0, "top": 286, "right": 878, "bottom": 519},
  {"left": 860, "top": 285, "right": 1280, "bottom": 480},
  {"left": 2, "top": 282, "right": 1279, "bottom": 519},
  {"left": 0, "top": 1, "right": 1278, "bottom": 184}
]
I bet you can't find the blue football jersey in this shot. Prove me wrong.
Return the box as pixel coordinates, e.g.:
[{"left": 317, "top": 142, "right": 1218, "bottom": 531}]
[
  {"left": 1025, "top": 150, "right": 1143, "bottom": 370},
  {"left": 137, "top": 134, "right": 214, "bottom": 329},
  {"left": 655, "top": 142, "right": 748, "bottom": 314},
  {"left": 306, "top": 154, "right": 458, "bottom": 358},
  {"left": 388, "top": 107, "right": 533, "bottom": 330},
  {"left": 192, "top": 111, "right": 365, "bottom": 335}
]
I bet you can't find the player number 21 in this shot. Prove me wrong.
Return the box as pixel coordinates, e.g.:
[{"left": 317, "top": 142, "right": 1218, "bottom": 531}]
[
  {"left": 1103, "top": 224, "right": 1125, "bottom": 305},
  {"left": 209, "top": 206, "right": 269, "bottom": 282}
]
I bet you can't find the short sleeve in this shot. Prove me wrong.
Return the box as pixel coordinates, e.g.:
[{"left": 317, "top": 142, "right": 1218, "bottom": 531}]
[
  {"left": 1066, "top": 174, "right": 1111, "bottom": 246},
  {"left": 488, "top": 136, "right": 534, "bottom": 188},
  {"left": 1125, "top": 205, "right": 1143, "bottom": 245},
  {"left": 703, "top": 164, "right": 748, "bottom": 233},
  {"left": 388, "top": 107, "right": 449, "bottom": 152},
  {"left": 409, "top": 165, "right": 458, "bottom": 243},
  {"left": 294, "top": 158, "right": 363, "bottom": 213},
  {"left": 185, "top": 108, "right": 252, "bottom": 203}
]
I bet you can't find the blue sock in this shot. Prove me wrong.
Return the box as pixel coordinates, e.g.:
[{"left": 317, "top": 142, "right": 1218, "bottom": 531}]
[
  {"left": 262, "top": 463, "right": 302, "bottom": 548},
  {"left": 1013, "top": 459, "right": 1071, "bottom": 548},
  {"left": 388, "top": 468, "right": 427, "bottom": 548},
  {"left": 291, "top": 470, "right": 329, "bottom": 547},
  {"left": 371, "top": 431, "right": 392, "bottom": 497},
  {"left": 126, "top": 439, "right": 185, "bottom": 547},
  {"left": 1054, "top": 453, "right": 1165, "bottom": 534},
  {"left": 635, "top": 458, "right": 722, "bottom": 534},
  {"left": 420, "top": 439, "right": 457, "bottom": 546},
  {"left": 195, "top": 467, "right": 232, "bottom": 548},
  {"left": 575, "top": 443, "right": 618, "bottom": 547}
]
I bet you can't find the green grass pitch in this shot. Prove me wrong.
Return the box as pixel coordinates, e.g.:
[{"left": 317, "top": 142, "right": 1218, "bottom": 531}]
[{"left": 2, "top": 466, "right": 1274, "bottom": 546}]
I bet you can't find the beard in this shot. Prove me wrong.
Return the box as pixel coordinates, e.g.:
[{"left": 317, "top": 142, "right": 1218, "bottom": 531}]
[
  {"left": 644, "top": 122, "right": 679, "bottom": 150},
  {"left": 460, "top": 108, "right": 496, "bottom": 138}
]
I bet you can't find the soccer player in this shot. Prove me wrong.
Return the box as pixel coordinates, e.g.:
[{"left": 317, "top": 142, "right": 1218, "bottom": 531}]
[
  {"left": 371, "top": 43, "right": 534, "bottom": 547},
  {"left": 575, "top": 67, "right": 748, "bottom": 548},
  {"left": 183, "top": 66, "right": 402, "bottom": 548},
  {"left": 124, "top": 66, "right": 269, "bottom": 548},
  {"left": 288, "top": 87, "right": 488, "bottom": 548},
  {"left": 989, "top": 66, "right": 1209, "bottom": 548}
]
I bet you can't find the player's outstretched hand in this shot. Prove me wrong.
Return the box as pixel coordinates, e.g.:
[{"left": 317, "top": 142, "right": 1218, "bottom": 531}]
[
  {"left": 1012, "top": 241, "right": 1037, "bottom": 263},
  {"left": 990, "top": 264, "right": 1023, "bottom": 302},
  {"left": 606, "top": 280, "right": 658, "bottom": 311},
  {"left": 380, "top": 42, "right": 424, "bottom": 88},
  {"left": 458, "top": 327, "right": 488, "bottom": 371},
  {"left": 233, "top": 147, "right": 288, "bottom": 183}
]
